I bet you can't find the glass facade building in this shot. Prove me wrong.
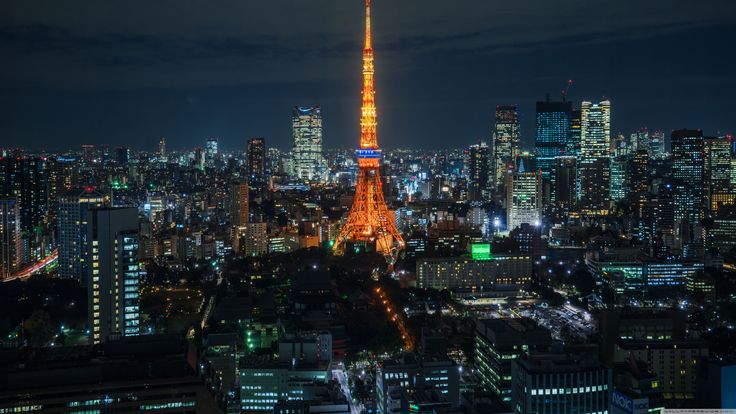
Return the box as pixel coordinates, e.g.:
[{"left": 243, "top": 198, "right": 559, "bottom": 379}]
[
  {"left": 535, "top": 100, "right": 572, "bottom": 180},
  {"left": 292, "top": 106, "right": 324, "bottom": 182}
]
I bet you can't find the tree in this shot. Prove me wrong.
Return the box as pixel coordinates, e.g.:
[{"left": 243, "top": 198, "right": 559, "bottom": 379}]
[{"left": 24, "top": 310, "right": 54, "bottom": 347}]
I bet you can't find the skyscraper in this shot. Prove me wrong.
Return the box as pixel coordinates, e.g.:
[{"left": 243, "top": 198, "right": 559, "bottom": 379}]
[
  {"left": 0, "top": 198, "right": 21, "bottom": 280},
  {"left": 206, "top": 138, "right": 218, "bottom": 158},
  {"left": 247, "top": 137, "right": 266, "bottom": 195},
  {"left": 0, "top": 156, "right": 49, "bottom": 232},
  {"left": 291, "top": 106, "right": 323, "bottom": 181},
  {"left": 58, "top": 189, "right": 106, "bottom": 282},
  {"left": 649, "top": 130, "right": 666, "bottom": 159},
  {"left": 567, "top": 108, "right": 582, "bottom": 158},
  {"left": 579, "top": 100, "right": 611, "bottom": 216},
  {"left": 535, "top": 99, "right": 571, "bottom": 180},
  {"left": 506, "top": 162, "right": 542, "bottom": 231},
  {"left": 87, "top": 207, "right": 140, "bottom": 344},
  {"left": 230, "top": 180, "right": 250, "bottom": 255},
  {"left": 552, "top": 156, "right": 577, "bottom": 208},
  {"left": 466, "top": 141, "right": 492, "bottom": 200},
  {"left": 671, "top": 129, "right": 704, "bottom": 226},
  {"left": 609, "top": 155, "right": 627, "bottom": 202},
  {"left": 630, "top": 127, "right": 649, "bottom": 154},
  {"left": 493, "top": 105, "right": 520, "bottom": 189},
  {"left": 230, "top": 181, "right": 249, "bottom": 228},
  {"left": 704, "top": 136, "right": 732, "bottom": 216},
  {"left": 159, "top": 138, "right": 166, "bottom": 160},
  {"left": 114, "top": 147, "right": 129, "bottom": 165}
]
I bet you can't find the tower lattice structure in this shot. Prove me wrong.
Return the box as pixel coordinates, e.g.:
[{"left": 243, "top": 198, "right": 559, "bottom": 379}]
[{"left": 333, "top": 0, "right": 404, "bottom": 264}]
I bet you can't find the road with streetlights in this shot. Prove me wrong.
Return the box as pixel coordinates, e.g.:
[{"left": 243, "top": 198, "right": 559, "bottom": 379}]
[{"left": 374, "top": 286, "right": 414, "bottom": 350}]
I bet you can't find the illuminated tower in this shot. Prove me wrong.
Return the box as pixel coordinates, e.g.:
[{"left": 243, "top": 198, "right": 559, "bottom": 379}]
[{"left": 333, "top": 0, "right": 404, "bottom": 264}]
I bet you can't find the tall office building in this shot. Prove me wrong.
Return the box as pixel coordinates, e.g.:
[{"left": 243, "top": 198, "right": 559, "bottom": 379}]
[
  {"left": 87, "top": 207, "right": 140, "bottom": 344},
  {"left": 609, "top": 155, "right": 627, "bottom": 202},
  {"left": 493, "top": 105, "right": 521, "bottom": 188},
  {"left": 58, "top": 189, "right": 106, "bottom": 282},
  {"left": 292, "top": 106, "right": 323, "bottom": 181},
  {"left": 158, "top": 138, "right": 166, "bottom": 160},
  {"left": 0, "top": 198, "right": 21, "bottom": 280},
  {"left": 650, "top": 130, "right": 666, "bottom": 159},
  {"left": 579, "top": 100, "right": 611, "bottom": 216},
  {"left": 567, "top": 108, "right": 582, "bottom": 159},
  {"left": 671, "top": 129, "right": 704, "bottom": 225},
  {"left": 506, "top": 163, "right": 542, "bottom": 231},
  {"left": 630, "top": 150, "right": 650, "bottom": 211},
  {"left": 552, "top": 156, "right": 577, "bottom": 207},
  {"left": 630, "top": 127, "right": 649, "bottom": 154},
  {"left": 247, "top": 137, "right": 266, "bottom": 195},
  {"left": 205, "top": 138, "right": 218, "bottom": 158},
  {"left": 704, "top": 136, "right": 733, "bottom": 216},
  {"left": 0, "top": 157, "right": 50, "bottom": 232},
  {"left": 115, "top": 147, "right": 130, "bottom": 165},
  {"left": 466, "top": 141, "right": 492, "bottom": 200},
  {"left": 535, "top": 99, "right": 571, "bottom": 180}
]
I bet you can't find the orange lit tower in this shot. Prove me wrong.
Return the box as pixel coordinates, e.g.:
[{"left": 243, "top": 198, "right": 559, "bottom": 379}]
[{"left": 333, "top": 0, "right": 404, "bottom": 265}]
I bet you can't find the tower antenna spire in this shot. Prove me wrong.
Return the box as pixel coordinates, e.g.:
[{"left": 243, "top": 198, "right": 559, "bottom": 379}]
[
  {"left": 365, "top": 0, "right": 372, "bottom": 50},
  {"left": 333, "top": 0, "right": 405, "bottom": 267}
]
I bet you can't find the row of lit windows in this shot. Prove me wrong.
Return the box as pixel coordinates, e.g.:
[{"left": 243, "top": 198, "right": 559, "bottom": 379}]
[{"left": 530, "top": 384, "right": 608, "bottom": 396}]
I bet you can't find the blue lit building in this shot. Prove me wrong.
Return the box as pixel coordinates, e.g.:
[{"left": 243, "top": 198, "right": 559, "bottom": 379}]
[
  {"left": 597, "top": 261, "right": 704, "bottom": 298},
  {"left": 535, "top": 100, "right": 572, "bottom": 180}
]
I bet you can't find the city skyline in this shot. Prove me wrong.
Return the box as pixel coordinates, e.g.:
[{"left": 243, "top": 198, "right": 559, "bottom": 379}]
[
  {"left": 2, "top": 2, "right": 736, "bottom": 414},
  {"left": 1, "top": 1, "right": 735, "bottom": 151}
]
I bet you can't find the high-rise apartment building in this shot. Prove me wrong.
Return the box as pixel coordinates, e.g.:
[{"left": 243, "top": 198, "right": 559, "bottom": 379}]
[
  {"left": 87, "top": 207, "right": 140, "bottom": 344},
  {"left": 579, "top": 100, "right": 611, "bottom": 216},
  {"left": 230, "top": 181, "right": 249, "bottom": 228},
  {"left": 535, "top": 100, "right": 571, "bottom": 180},
  {"left": 58, "top": 189, "right": 106, "bottom": 282},
  {"left": 493, "top": 105, "right": 520, "bottom": 188},
  {"left": 0, "top": 156, "right": 50, "bottom": 232},
  {"left": 292, "top": 106, "right": 323, "bottom": 181},
  {"left": 0, "top": 198, "right": 21, "bottom": 280},
  {"left": 671, "top": 129, "right": 704, "bottom": 225}
]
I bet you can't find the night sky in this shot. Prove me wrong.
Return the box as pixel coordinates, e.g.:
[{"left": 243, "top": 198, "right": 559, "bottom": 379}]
[{"left": 1, "top": 0, "right": 734, "bottom": 152}]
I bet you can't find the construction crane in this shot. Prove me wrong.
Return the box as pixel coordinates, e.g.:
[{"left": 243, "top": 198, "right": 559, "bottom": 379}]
[{"left": 561, "top": 79, "right": 573, "bottom": 102}]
